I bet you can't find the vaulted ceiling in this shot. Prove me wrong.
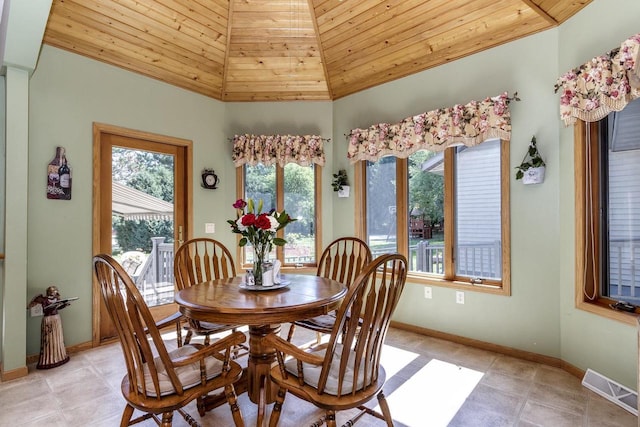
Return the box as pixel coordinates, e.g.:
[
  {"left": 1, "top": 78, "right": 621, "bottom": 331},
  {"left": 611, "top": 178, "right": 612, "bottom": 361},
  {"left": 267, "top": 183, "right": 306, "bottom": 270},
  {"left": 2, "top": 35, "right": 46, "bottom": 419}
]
[{"left": 43, "top": 0, "right": 591, "bottom": 102}]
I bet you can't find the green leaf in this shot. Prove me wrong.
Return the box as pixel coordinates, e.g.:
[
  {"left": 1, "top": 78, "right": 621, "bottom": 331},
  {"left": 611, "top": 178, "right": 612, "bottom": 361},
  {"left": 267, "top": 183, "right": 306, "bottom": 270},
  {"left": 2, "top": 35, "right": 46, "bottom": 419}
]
[
  {"left": 239, "top": 237, "right": 248, "bottom": 247},
  {"left": 272, "top": 237, "right": 287, "bottom": 246}
]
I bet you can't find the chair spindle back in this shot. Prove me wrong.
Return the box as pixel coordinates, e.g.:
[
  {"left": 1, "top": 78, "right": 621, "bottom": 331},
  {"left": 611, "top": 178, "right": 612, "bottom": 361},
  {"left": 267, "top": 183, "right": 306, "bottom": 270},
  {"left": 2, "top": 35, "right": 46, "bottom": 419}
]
[
  {"left": 93, "top": 254, "right": 184, "bottom": 399},
  {"left": 317, "top": 253, "right": 407, "bottom": 397},
  {"left": 316, "top": 237, "right": 372, "bottom": 289},
  {"left": 174, "top": 238, "right": 236, "bottom": 290}
]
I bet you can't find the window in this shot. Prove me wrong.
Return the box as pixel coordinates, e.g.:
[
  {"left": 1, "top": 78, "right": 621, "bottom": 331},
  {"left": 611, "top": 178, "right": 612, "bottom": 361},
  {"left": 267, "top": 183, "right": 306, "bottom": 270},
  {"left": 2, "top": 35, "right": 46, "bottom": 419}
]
[
  {"left": 576, "top": 98, "right": 640, "bottom": 322},
  {"left": 357, "top": 138, "right": 510, "bottom": 294},
  {"left": 237, "top": 163, "right": 320, "bottom": 269}
]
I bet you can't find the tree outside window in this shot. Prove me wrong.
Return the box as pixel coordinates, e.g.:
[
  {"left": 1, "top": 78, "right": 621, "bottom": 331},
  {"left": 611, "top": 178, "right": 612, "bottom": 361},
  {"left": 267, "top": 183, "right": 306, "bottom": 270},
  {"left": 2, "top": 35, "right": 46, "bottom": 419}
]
[{"left": 241, "top": 164, "right": 319, "bottom": 267}]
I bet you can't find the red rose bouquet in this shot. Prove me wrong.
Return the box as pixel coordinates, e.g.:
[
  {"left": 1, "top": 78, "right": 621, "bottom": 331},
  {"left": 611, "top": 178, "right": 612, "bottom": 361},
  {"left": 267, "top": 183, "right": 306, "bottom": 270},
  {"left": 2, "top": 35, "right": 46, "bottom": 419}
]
[{"left": 228, "top": 198, "right": 296, "bottom": 284}]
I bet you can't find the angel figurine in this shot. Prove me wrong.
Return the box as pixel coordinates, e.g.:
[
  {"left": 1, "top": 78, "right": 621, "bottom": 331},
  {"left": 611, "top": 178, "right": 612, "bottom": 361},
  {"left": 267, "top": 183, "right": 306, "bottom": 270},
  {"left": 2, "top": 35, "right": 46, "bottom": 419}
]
[{"left": 28, "top": 286, "right": 76, "bottom": 369}]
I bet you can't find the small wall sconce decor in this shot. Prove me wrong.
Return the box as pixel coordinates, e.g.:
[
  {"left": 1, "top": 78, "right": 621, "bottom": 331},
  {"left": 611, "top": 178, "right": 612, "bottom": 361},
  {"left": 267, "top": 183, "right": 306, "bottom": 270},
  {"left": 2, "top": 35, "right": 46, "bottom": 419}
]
[
  {"left": 201, "top": 169, "right": 219, "bottom": 189},
  {"left": 515, "top": 136, "right": 546, "bottom": 185},
  {"left": 332, "top": 169, "right": 350, "bottom": 197}
]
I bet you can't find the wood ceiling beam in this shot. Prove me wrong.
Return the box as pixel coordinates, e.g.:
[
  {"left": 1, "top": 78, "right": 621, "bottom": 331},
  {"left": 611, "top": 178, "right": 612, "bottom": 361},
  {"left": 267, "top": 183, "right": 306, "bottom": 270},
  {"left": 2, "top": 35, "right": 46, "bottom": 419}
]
[
  {"left": 519, "top": 0, "right": 558, "bottom": 25},
  {"left": 221, "top": 0, "right": 234, "bottom": 101},
  {"left": 307, "top": 0, "right": 333, "bottom": 100}
]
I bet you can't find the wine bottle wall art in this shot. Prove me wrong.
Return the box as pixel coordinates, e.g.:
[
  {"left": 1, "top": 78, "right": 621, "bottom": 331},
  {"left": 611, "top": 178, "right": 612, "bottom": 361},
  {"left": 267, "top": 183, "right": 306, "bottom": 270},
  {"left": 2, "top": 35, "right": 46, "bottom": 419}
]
[{"left": 47, "top": 146, "right": 72, "bottom": 200}]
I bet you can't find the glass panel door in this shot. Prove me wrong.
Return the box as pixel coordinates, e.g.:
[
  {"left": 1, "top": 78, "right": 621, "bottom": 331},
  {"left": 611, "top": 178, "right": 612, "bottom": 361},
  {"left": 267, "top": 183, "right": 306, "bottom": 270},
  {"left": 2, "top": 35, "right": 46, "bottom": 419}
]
[{"left": 111, "top": 147, "right": 175, "bottom": 308}]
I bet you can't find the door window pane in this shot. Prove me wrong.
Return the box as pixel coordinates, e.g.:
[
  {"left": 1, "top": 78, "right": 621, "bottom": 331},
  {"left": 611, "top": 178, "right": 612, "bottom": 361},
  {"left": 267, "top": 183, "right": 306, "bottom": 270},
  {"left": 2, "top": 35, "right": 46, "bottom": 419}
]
[
  {"left": 111, "top": 147, "right": 175, "bottom": 307},
  {"left": 455, "top": 139, "right": 502, "bottom": 279},
  {"left": 408, "top": 150, "right": 445, "bottom": 274}
]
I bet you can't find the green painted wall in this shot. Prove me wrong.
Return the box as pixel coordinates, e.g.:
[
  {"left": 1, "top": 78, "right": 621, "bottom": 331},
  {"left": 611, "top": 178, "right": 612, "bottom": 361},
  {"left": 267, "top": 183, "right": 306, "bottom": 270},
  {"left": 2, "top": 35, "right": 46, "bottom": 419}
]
[
  {"left": 5, "top": 0, "right": 637, "bottom": 390},
  {"left": 0, "top": 75, "right": 5, "bottom": 362}
]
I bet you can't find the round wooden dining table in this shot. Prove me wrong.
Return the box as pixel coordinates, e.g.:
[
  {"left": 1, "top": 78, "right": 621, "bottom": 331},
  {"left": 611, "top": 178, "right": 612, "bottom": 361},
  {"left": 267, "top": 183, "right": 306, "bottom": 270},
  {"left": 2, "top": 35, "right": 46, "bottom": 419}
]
[{"left": 175, "top": 273, "right": 347, "bottom": 426}]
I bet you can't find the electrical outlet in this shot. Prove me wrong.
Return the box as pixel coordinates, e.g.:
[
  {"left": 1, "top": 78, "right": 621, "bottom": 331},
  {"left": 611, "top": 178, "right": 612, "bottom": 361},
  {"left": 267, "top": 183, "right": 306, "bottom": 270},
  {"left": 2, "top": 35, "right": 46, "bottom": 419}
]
[
  {"left": 424, "top": 287, "right": 432, "bottom": 299},
  {"left": 456, "top": 291, "right": 465, "bottom": 304},
  {"left": 205, "top": 223, "right": 215, "bottom": 234}
]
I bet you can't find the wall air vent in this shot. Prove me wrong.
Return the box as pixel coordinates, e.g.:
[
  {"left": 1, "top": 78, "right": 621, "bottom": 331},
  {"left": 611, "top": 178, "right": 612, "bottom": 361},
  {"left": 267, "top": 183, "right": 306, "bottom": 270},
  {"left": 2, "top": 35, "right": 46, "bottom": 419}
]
[{"left": 582, "top": 368, "right": 637, "bottom": 415}]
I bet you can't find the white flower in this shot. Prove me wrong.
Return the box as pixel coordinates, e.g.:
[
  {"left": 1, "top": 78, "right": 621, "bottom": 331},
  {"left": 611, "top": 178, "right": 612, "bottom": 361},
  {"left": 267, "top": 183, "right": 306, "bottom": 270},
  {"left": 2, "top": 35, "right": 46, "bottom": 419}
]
[
  {"left": 267, "top": 215, "right": 279, "bottom": 232},
  {"left": 236, "top": 216, "right": 248, "bottom": 232}
]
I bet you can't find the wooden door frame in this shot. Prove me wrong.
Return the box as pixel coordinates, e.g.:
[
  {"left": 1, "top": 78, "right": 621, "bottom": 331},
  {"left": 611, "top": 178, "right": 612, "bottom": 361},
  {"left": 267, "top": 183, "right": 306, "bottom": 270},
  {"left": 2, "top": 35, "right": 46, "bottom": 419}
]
[{"left": 92, "top": 122, "right": 193, "bottom": 346}]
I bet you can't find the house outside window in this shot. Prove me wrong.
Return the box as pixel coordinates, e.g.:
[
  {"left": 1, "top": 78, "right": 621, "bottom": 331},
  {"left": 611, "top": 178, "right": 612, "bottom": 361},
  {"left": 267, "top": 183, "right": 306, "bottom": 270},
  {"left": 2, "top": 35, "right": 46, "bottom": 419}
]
[{"left": 358, "top": 138, "right": 510, "bottom": 294}]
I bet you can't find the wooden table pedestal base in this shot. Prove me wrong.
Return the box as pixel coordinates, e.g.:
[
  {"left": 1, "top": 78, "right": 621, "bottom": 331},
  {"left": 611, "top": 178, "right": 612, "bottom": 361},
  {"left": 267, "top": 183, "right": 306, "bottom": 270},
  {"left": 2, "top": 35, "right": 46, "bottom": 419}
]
[{"left": 198, "top": 324, "right": 281, "bottom": 427}]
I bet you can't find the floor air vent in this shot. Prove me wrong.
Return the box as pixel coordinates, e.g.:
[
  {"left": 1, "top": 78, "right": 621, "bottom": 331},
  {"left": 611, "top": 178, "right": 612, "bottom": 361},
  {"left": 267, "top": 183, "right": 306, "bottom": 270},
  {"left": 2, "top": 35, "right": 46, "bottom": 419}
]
[{"left": 582, "top": 368, "right": 637, "bottom": 415}]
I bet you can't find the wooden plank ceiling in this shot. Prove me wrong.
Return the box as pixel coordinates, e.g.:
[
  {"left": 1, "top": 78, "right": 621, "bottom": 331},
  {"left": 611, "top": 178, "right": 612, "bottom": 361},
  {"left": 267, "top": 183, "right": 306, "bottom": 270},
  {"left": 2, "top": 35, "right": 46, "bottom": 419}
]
[{"left": 43, "top": 0, "right": 591, "bottom": 102}]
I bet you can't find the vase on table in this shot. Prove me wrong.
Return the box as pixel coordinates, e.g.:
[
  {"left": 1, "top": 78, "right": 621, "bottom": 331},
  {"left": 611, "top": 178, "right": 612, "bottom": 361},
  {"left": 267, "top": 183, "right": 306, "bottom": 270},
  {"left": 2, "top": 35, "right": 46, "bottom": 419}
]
[{"left": 253, "top": 248, "right": 265, "bottom": 286}]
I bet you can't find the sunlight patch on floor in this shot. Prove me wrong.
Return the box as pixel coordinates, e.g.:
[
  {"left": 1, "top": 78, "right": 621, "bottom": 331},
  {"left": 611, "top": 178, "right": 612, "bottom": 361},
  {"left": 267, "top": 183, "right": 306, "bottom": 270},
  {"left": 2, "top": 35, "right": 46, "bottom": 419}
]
[
  {"left": 384, "top": 359, "right": 484, "bottom": 427},
  {"left": 380, "top": 344, "right": 420, "bottom": 378}
]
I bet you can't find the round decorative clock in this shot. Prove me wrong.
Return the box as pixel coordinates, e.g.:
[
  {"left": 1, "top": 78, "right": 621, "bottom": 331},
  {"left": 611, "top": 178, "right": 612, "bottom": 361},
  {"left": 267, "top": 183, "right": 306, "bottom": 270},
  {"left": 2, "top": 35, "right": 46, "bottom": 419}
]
[{"left": 201, "top": 169, "right": 219, "bottom": 189}]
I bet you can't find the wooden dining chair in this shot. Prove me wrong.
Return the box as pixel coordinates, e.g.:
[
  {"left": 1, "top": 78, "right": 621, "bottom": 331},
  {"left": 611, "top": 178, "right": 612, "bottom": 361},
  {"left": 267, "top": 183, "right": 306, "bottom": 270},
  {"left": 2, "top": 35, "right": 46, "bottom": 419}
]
[
  {"left": 174, "top": 238, "right": 248, "bottom": 355},
  {"left": 92, "top": 254, "right": 246, "bottom": 427},
  {"left": 267, "top": 253, "right": 408, "bottom": 427},
  {"left": 286, "top": 237, "right": 372, "bottom": 344}
]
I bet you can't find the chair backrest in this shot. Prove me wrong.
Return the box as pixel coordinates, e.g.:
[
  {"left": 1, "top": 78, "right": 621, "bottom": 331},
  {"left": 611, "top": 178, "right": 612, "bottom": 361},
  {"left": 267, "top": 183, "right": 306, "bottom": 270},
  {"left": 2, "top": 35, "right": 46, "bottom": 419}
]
[
  {"left": 316, "top": 237, "right": 372, "bottom": 289},
  {"left": 317, "top": 253, "right": 407, "bottom": 397},
  {"left": 174, "top": 238, "right": 236, "bottom": 290},
  {"left": 93, "top": 254, "right": 186, "bottom": 398}
]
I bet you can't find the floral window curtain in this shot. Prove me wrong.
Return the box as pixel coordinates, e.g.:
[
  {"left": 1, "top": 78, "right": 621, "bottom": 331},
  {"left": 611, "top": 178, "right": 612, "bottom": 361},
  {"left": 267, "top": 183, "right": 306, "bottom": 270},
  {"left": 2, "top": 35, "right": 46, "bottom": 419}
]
[
  {"left": 555, "top": 33, "right": 640, "bottom": 126},
  {"left": 232, "top": 134, "right": 326, "bottom": 167},
  {"left": 346, "top": 92, "right": 517, "bottom": 164}
]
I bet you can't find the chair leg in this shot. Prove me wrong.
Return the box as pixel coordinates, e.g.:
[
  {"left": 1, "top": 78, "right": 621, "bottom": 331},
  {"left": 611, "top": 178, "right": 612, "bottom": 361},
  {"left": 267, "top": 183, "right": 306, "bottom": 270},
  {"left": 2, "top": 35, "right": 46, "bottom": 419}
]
[
  {"left": 120, "top": 404, "right": 135, "bottom": 427},
  {"left": 204, "top": 333, "right": 210, "bottom": 346},
  {"left": 160, "top": 411, "right": 173, "bottom": 427},
  {"left": 309, "top": 415, "right": 326, "bottom": 427},
  {"left": 377, "top": 391, "right": 394, "bottom": 427},
  {"left": 225, "top": 384, "right": 245, "bottom": 427},
  {"left": 231, "top": 328, "right": 240, "bottom": 359},
  {"left": 176, "top": 319, "right": 183, "bottom": 347},
  {"left": 316, "top": 332, "right": 322, "bottom": 344},
  {"left": 324, "top": 410, "right": 337, "bottom": 427},
  {"left": 177, "top": 408, "right": 199, "bottom": 426},
  {"left": 286, "top": 324, "right": 296, "bottom": 342},
  {"left": 184, "top": 329, "right": 193, "bottom": 345},
  {"left": 268, "top": 387, "right": 287, "bottom": 427}
]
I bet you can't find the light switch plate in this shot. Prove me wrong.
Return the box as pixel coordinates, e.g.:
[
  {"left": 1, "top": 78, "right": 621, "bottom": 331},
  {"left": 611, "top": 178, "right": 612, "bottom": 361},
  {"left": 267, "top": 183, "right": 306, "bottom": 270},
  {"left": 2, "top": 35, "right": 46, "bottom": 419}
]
[
  {"left": 205, "top": 223, "right": 215, "bottom": 233},
  {"left": 424, "top": 287, "right": 432, "bottom": 299}
]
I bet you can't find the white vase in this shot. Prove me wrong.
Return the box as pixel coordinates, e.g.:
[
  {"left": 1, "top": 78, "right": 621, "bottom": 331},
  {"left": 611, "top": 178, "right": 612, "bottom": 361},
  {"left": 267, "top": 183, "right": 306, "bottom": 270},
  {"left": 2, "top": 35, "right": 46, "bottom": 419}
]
[
  {"left": 337, "top": 185, "right": 350, "bottom": 198},
  {"left": 522, "top": 166, "right": 545, "bottom": 185}
]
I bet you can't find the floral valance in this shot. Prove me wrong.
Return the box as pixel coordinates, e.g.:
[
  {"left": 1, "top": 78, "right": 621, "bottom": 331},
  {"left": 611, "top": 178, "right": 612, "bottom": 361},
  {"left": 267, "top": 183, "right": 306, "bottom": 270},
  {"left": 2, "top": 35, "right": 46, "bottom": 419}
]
[
  {"left": 346, "top": 92, "right": 517, "bottom": 164},
  {"left": 555, "top": 33, "right": 640, "bottom": 126},
  {"left": 232, "top": 134, "right": 326, "bottom": 167}
]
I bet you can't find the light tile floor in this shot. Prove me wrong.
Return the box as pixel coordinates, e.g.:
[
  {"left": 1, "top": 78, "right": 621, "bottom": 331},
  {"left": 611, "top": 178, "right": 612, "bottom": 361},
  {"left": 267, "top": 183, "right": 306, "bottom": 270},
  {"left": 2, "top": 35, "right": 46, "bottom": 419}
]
[{"left": 0, "top": 325, "right": 636, "bottom": 427}]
